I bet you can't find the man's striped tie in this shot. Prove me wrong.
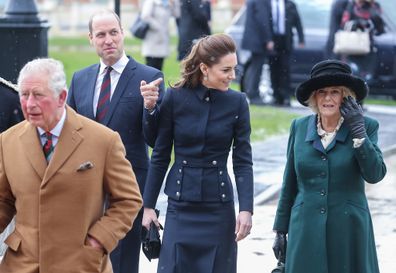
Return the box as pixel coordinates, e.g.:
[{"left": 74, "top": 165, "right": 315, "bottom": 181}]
[
  {"left": 43, "top": 131, "right": 54, "bottom": 162},
  {"left": 96, "top": 66, "right": 113, "bottom": 123}
]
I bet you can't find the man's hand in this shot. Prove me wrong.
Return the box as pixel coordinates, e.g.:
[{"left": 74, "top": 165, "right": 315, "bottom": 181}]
[
  {"left": 86, "top": 235, "right": 105, "bottom": 252},
  {"left": 140, "top": 78, "right": 163, "bottom": 111}
]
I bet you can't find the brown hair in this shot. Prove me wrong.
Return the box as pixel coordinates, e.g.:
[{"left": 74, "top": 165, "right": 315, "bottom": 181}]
[{"left": 172, "top": 33, "right": 236, "bottom": 89}]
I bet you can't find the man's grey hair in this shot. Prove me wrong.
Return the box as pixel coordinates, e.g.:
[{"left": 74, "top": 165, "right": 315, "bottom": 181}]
[{"left": 17, "top": 58, "right": 67, "bottom": 96}]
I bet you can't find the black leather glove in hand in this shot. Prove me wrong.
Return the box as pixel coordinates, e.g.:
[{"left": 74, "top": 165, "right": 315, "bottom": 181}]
[
  {"left": 272, "top": 232, "right": 287, "bottom": 263},
  {"left": 340, "top": 96, "right": 366, "bottom": 139}
]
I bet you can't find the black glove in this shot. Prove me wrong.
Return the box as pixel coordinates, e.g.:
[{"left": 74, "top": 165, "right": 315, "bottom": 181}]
[
  {"left": 272, "top": 232, "right": 287, "bottom": 263},
  {"left": 340, "top": 96, "right": 366, "bottom": 139}
]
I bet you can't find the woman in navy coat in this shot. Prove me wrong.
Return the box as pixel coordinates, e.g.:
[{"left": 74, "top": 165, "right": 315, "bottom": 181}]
[
  {"left": 141, "top": 33, "right": 253, "bottom": 273},
  {"left": 272, "top": 60, "right": 387, "bottom": 273}
]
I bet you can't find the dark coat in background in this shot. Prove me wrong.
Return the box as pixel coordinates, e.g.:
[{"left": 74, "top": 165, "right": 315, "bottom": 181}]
[
  {"left": 177, "top": 0, "right": 211, "bottom": 61},
  {"left": 273, "top": 115, "right": 386, "bottom": 273},
  {"left": 326, "top": 0, "right": 349, "bottom": 58},
  {"left": 0, "top": 82, "right": 24, "bottom": 133},
  {"left": 241, "top": 0, "right": 272, "bottom": 54}
]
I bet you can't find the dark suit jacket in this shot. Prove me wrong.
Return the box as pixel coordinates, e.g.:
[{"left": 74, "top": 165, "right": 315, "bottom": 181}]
[
  {"left": 241, "top": 0, "right": 272, "bottom": 54},
  {"left": 270, "top": 0, "right": 305, "bottom": 52},
  {"left": 0, "top": 83, "right": 24, "bottom": 133},
  {"left": 242, "top": 0, "right": 304, "bottom": 53},
  {"left": 143, "top": 85, "right": 254, "bottom": 213},
  {"left": 177, "top": 0, "right": 211, "bottom": 60},
  {"left": 67, "top": 57, "right": 164, "bottom": 190}
]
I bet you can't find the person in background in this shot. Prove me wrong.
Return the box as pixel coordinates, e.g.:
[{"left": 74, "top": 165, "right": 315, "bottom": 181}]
[
  {"left": 67, "top": 9, "right": 164, "bottom": 273},
  {"left": 0, "top": 58, "right": 142, "bottom": 273},
  {"left": 325, "top": 0, "right": 349, "bottom": 59},
  {"left": 340, "top": 0, "right": 385, "bottom": 82},
  {"left": 141, "top": 0, "right": 180, "bottom": 71},
  {"left": 241, "top": 0, "right": 273, "bottom": 105},
  {"left": 267, "top": 0, "right": 305, "bottom": 106},
  {"left": 272, "top": 59, "right": 386, "bottom": 273},
  {"left": 0, "top": 78, "right": 24, "bottom": 133},
  {"left": 141, "top": 33, "right": 253, "bottom": 273},
  {"left": 241, "top": 0, "right": 304, "bottom": 106},
  {"left": 176, "top": 0, "right": 211, "bottom": 61}
]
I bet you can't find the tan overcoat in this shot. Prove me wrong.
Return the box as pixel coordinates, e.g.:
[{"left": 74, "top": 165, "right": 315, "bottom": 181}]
[{"left": 0, "top": 106, "right": 142, "bottom": 273}]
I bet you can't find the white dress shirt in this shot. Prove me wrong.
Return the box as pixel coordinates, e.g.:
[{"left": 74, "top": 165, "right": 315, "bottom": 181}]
[
  {"left": 93, "top": 53, "right": 129, "bottom": 116},
  {"left": 271, "top": 0, "right": 286, "bottom": 35}
]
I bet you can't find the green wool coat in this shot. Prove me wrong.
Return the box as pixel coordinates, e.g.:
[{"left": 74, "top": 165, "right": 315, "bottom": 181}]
[{"left": 273, "top": 114, "right": 387, "bottom": 273}]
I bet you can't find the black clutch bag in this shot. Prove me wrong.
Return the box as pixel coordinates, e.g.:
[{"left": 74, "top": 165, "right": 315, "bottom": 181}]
[{"left": 141, "top": 209, "right": 163, "bottom": 261}]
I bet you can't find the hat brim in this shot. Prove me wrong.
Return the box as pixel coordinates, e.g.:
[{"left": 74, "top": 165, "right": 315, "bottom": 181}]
[{"left": 295, "top": 74, "right": 368, "bottom": 106}]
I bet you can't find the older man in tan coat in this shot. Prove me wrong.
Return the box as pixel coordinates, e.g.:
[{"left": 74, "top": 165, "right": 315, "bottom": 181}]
[{"left": 0, "top": 58, "right": 142, "bottom": 273}]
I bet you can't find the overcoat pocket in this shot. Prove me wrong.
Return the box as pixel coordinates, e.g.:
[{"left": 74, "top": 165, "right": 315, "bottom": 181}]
[{"left": 4, "top": 231, "right": 22, "bottom": 251}]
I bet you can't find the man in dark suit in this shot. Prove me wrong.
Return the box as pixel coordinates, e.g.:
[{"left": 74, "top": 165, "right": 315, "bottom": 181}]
[
  {"left": 67, "top": 10, "right": 164, "bottom": 273},
  {"left": 267, "top": 0, "right": 305, "bottom": 106},
  {"left": 241, "top": 0, "right": 273, "bottom": 104},
  {"left": 0, "top": 78, "right": 24, "bottom": 133},
  {"left": 242, "top": 0, "right": 304, "bottom": 106}
]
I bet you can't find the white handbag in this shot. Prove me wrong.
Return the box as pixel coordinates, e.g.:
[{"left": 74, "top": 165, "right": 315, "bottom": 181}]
[{"left": 333, "top": 20, "right": 371, "bottom": 55}]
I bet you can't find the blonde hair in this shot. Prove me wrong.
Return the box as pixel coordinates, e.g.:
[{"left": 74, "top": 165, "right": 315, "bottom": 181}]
[{"left": 306, "top": 86, "right": 356, "bottom": 113}]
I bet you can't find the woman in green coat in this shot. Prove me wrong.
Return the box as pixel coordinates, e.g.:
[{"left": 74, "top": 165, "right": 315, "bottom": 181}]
[{"left": 272, "top": 60, "right": 387, "bottom": 273}]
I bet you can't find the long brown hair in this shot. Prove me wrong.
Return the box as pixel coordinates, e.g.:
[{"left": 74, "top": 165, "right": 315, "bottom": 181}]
[{"left": 172, "top": 33, "right": 236, "bottom": 89}]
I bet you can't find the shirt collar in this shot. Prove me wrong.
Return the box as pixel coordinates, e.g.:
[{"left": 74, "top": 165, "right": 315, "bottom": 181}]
[
  {"left": 317, "top": 115, "right": 344, "bottom": 137},
  {"left": 37, "top": 108, "right": 67, "bottom": 138},
  {"left": 99, "top": 53, "right": 128, "bottom": 75}
]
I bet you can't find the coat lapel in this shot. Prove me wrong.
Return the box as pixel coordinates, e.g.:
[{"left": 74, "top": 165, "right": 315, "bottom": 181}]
[
  {"left": 85, "top": 65, "right": 100, "bottom": 120},
  {"left": 41, "top": 106, "right": 83, "bottom": 188},
  {"left": 103, "top": 58, "right": 137, "bottom": 125},
  {"left": 305, "top": 114, "right": 326, "bottom": 154},
  {"left": 19, "top": 123, "right": 47, "bottom": 180}
]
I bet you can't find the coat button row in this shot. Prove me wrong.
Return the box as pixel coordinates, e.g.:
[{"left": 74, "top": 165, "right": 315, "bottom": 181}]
[
  {"left": 177, "top": 180, "right": 181, "bottom": 185},
  {"left": 220, "top": 182, "right": 225, "bottom": 187},
  {"left": 205, "top": 97, "right": 210, "bottom": 102},
  {"left": 321, "top": 155, "right": 327, "bottom": 161},
  {"left": 212, "top": 160, "right": 217, "bottom": 165},
  {"left": 176, "top": 192, "right": 180, "bottom": 197},
  {"left": 320, "top": 189, "right": 326, "bottom": 196},
  {"left": 221, "top": 194, "right": 226, "bottom": 198},
  {"left": 219, "top": 171, "right": 223, "bottom": 175},
  {"left": 320, "top": 208, "right": 326, "bottom": 214},
  {"left": 182, "top": 160, "right": 187, "bottom": 164}
]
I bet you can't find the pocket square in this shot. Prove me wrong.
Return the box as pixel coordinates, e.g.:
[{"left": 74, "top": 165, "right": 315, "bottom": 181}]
[{"left": 77, "top": 161, "right": 94, "bottom": 172}]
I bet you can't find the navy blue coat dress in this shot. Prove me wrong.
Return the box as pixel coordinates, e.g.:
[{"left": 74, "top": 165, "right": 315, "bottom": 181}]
[{"left": 144, "top": 85, "right": 253, "bottom": 273}]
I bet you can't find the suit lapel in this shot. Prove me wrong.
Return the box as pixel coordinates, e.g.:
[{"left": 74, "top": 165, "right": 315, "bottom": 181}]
[
  {"left": 103, "top": 59, "right": 137, "bottom": 125},
  {"left": 19, "top": 123, "right": 47, "bottom": 180},
  {"left": 85, "top": 65, "right": 100, "bottom": 119},
  {"left": 42, "top": 106, "right": 83, "bottom": 188}
]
